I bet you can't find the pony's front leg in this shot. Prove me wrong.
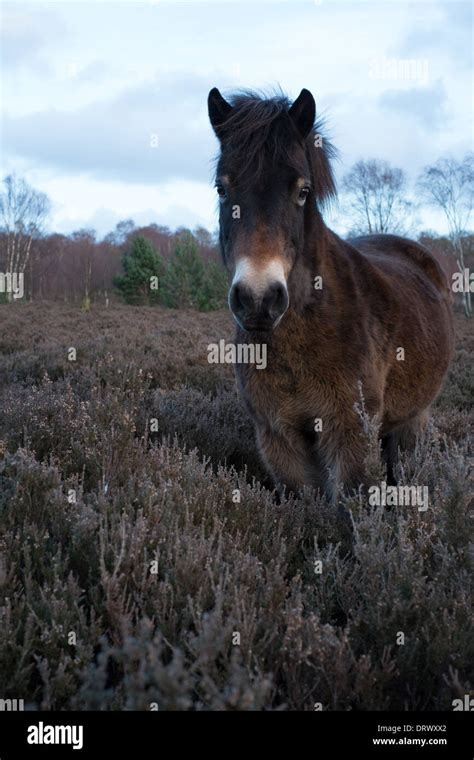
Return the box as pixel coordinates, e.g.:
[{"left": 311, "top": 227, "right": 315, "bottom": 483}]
[
  {"left": 321, "top": 429, "right": 367, "bottom": 502},
  {"left": 255, "top": 423, "right": 314, "bottom": 496},
  {"left": 256, "top": 423, "right": 333, "bottom": 498}
]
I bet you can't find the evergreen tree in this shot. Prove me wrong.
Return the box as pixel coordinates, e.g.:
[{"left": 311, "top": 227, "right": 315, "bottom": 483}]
[
  {"left": 114, "top": 235, "right": 164, "bottom": 304},
  {"left": 161, "top": 233, "right": 205, "bottom": 309},
  {"left": 197, "top": 260, "right": 228, "bottom": 311}
]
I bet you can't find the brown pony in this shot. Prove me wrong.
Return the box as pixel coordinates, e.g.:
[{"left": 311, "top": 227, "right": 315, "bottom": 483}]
[{"left": 208, "top": 87, "right": 455, "bottom": 500}]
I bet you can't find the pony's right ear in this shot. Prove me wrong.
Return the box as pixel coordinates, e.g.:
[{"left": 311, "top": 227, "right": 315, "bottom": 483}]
[{"left": 208, "top": 88, "right": 233, "bottom": 137}]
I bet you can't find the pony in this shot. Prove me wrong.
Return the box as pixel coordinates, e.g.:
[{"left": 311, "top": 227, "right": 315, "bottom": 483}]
[{"left": 208, "top": 87, "right": 455, "bottom": 501}]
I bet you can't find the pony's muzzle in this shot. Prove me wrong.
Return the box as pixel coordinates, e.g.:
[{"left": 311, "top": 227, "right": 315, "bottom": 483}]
[{"left": 229, "top": 280, "right": 289, "bottom": 331}]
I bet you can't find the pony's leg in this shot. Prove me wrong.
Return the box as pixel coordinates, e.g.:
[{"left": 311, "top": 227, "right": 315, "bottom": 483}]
[
  {"left": 381, "top": 432, "right": 398, "bottom": 486},
  {"left": 382, "top": 408, "right": 431, "bottom": 484},
  {"left": 256, "top": 424, "right": 316, "bottom": 496},
  {"left": 397, "top": 408, "right": 430, "bottom": 448},
  {"left": 323, "top": 437, "right": 367, "bottom": 502},
  {"left": 260, "top": 423, "right": 367, "bottom": 502}
]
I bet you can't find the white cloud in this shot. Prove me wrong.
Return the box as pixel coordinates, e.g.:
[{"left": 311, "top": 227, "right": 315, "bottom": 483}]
[
  {"left": 3, "top": 72, "right": 220, "bottom": 184},
  {"left": 35, "top": 174, "right": 218, "bottom": 238}
]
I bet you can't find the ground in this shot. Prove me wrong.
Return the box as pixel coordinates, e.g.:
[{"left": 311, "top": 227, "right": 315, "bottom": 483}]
[{"left": 0, "top": 302, "right": 472, "bottom": 710}]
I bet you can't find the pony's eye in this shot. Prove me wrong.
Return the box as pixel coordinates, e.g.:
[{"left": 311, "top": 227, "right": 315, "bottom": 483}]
[
  {"left": 216, "top": 184, "right": 227, "bottom": 199},
  {"left": 297, "top": 186, "right": 310, "bottom": 206}
]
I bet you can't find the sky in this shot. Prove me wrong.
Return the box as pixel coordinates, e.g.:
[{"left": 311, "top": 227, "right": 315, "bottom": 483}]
[{"left": 1, "top": 0, "right": 473, "bottom": 239}]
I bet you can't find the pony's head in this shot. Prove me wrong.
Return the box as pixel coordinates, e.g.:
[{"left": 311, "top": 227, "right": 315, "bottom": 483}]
[{"left": 208, "top": 87, "right": 336, "bottom": 332}]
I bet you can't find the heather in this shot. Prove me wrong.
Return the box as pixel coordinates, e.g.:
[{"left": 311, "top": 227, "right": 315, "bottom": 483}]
[{"left": 0, "top": 303, "right": 472, "bottom": 710}]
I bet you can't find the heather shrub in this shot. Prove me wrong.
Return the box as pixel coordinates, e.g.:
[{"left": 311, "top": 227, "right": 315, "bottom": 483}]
[
  {"left": 0, "top": 303, "right": 472, "bottom": 711},
  {"left": 150, "top": 386, "right": 265, "bottom": 479},
  {"left": 436, "top": 316, "right": 473, "bottom": 412}
]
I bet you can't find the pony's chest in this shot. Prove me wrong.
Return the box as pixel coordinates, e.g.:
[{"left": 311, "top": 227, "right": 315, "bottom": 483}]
[{"left": 236, "top": 360, "right": 313, "bottom": 428}]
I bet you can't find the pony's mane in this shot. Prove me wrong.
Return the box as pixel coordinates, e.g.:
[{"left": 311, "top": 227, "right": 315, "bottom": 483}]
[{"left": 217, "top": 89, "right": 337, "bottom": 206}]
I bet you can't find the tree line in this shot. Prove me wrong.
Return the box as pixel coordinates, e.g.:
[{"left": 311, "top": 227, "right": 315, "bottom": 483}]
[
  {"left": 0, "top": 152, "right": 472, "bottom": 315},
  {"left": 0, "top": 181, "right": 227, "bottom": 310}
]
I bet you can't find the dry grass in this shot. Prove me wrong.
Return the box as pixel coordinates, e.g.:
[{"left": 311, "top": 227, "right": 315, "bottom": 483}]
[{"left": 0, "top": 302, "right": 472, "bottom": 710}]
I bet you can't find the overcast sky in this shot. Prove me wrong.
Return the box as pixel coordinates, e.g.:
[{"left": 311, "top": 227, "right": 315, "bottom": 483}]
[{"left": 1, "top": 0, "right": 472, "bottom": 239}]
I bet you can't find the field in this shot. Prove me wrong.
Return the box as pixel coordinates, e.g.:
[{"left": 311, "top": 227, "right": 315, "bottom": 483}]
[{"left": 0, "top": 302, "right": 472, "bottom": 711}]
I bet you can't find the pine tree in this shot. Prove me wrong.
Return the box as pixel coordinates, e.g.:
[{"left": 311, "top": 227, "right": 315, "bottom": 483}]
[
  {"left": 114, "top": 235, "right": 164, "bottom": 305},
  {"left": 161, "top": 233, "right": 205, "bottom": 309},
  {"left": 197, "top": 261, "right": 228, "bottom": 311}
]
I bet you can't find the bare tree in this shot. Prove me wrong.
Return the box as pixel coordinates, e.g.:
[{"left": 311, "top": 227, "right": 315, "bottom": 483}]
[
  {"left": 342, "top": 159, "right": 413, "bottom": 236},
  {"left": 417, "top": 154, "right": 473, "bottom": 317},
  {"left": 193, "top": 225, "right": 213, "bottom": 248},
  {"left": 0, "top": 175, "right": 51, "bottom": 300},
  {"left": 71, "top": 229, "right": 96, "bottom": 310},
  {"left": 103, "top": 219, "right": 136, "bottom": 246}
]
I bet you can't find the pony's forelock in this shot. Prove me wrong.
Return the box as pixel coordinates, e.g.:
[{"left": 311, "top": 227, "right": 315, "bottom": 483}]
[{"left": 214, "top": 89, "right": 337, "bottom": 206}]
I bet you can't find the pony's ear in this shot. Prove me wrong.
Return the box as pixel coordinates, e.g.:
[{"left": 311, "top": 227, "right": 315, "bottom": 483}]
[
  {"left": 289, "top": 88, "right": 316, "bottom": 140},
  {"left": 208, "top": 88, "right": 233, "bottom": 137}
]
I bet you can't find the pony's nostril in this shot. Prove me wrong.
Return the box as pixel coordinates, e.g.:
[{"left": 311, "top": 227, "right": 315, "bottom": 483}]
[
  {"left": 264, "top": 281, "right": 289, "bottom": 318},
  {"left": 273, "top": 283, "right": 286, "bottom": 308},
  {"left": 232, "top": 284, "right": 242, "bottom": 312},
  {"left": 230, "top": 282, "right": 253, "bottom": 315}
]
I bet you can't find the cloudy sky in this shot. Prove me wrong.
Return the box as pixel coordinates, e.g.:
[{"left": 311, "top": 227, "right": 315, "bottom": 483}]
[{"left": 1, "top": 0, "right": 472, "bottom": 238}]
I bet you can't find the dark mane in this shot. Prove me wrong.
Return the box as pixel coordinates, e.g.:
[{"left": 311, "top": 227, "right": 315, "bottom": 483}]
[{"left": 216, "top": 89, "right": 337, "bottom": 206}]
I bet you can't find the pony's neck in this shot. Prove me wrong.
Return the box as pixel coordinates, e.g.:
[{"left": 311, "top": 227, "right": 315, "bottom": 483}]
[{"left": 287, "top": 206, "right": 334, "bottom": 312}]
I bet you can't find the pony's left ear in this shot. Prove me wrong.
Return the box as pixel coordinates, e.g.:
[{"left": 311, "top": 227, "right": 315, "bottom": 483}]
[
  {"left": 208, "top": 88, "right": 233, "bottom": 137},
  {"left": 289, "top": 88, "right": 316, "bottom": 140}
]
